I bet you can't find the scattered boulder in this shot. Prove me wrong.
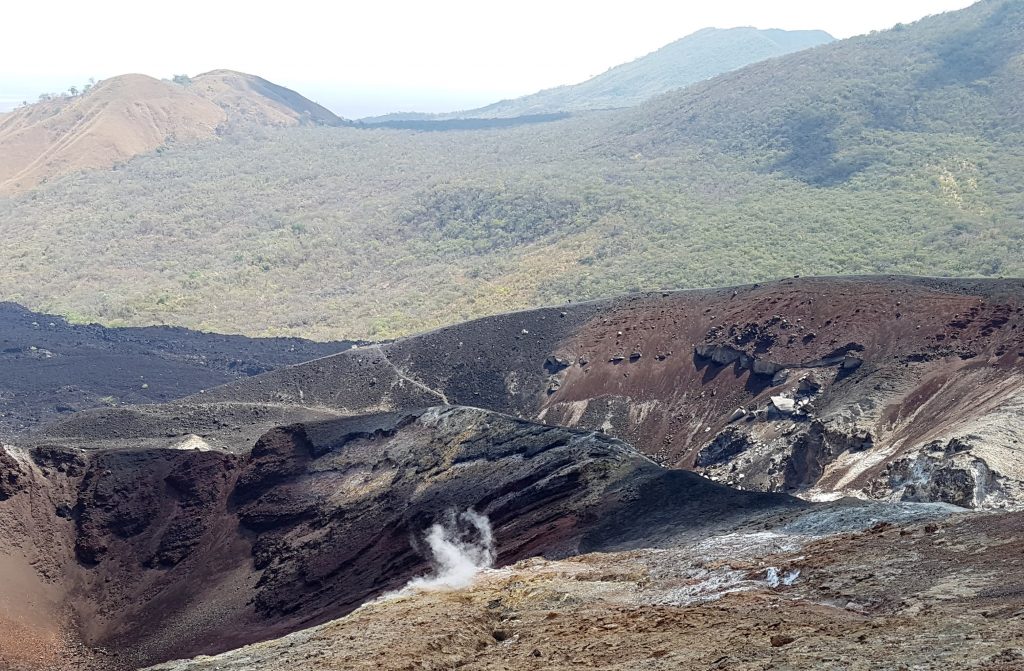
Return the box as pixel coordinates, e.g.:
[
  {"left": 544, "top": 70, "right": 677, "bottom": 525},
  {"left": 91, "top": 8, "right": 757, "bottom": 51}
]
[
  {"left": 752, "top": 359, "right": 786, "bottom": 376},
  {"left": 543, "top": 355, "right": 571, "bottom": 374},
  {"left": 770, "top": 396, "right": 796, "bottom": 415},
  {"left": 771, "top": 634, "right": 796, "bottom": 647},
  {"left": 695, "top": 344, "right": 743, "bottom": 366},
  {"left": 842, "top": 355, "right": 864, "bottom": 370},
  {"left": 798, "top": 375, "right": 822, "bottom": 395},
  {"left": 771, "top": 369, "right": 791, "bottom": 386}
]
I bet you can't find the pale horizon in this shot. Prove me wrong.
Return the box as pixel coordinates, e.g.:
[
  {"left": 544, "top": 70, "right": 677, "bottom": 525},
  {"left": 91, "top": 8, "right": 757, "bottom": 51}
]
[{"left": 1, "top": 0, "right": 976, "bottom": 117}]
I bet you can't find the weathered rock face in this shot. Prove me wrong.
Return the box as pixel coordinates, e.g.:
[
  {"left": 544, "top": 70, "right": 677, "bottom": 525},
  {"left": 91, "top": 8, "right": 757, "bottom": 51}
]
[
  {"left": 872, "top": 439, "right": 1003, "bottom": 508},
  {"left": 0, "top": 406, "right": 798, "bottom": 669},
  {"left": 694, "top": 428, "right": 755, "bottom": 468},
  {"left": 0, "top": 444, "right": 28, "bottom": 500}
]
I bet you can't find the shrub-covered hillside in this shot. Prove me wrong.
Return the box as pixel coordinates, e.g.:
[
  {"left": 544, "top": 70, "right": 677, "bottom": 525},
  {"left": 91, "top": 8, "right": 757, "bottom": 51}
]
[{"left": 0, "top": 0, "right": 1020, "bottom": 340}]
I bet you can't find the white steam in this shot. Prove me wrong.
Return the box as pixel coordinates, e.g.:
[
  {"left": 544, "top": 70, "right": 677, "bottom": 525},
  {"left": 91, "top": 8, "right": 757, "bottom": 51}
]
[{"left": 403, "top": 509, "right": 495, "bottom": 592}]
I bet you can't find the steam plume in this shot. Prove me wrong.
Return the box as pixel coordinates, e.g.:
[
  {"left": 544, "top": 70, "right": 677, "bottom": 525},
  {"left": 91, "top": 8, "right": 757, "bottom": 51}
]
[{"left": 404, "top": 509, "right": 495, "bottom": 591}]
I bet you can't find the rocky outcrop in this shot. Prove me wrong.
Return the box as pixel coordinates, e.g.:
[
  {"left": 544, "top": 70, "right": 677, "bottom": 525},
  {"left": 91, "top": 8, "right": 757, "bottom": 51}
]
[
  {"left": 874, "top": 439, "right": 1002, "bottom": 508},
  {"left": 0, "top": 444, "right": 27, "bottom": 500},
  {"left": 694, "top": 429, "right": 755, "bottom": 467},
  {"left": 694, "top": 337, "right": 866, "bottom": 380}
]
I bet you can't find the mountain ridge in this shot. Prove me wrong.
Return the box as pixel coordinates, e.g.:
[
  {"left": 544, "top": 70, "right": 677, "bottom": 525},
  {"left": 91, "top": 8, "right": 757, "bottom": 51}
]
[{"left": 361, "top": 26, "right": 834, "bottom": 122}]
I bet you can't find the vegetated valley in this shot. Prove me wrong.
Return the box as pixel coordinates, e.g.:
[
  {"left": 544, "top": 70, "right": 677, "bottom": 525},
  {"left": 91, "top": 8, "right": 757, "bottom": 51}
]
[{"left": 0, "top": 0, "right": 1021, "bottom": 340}]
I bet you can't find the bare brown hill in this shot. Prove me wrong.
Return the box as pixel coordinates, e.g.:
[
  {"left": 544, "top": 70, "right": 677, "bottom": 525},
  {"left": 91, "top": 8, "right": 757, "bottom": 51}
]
[
  {"left": 189, "top": 70, "right": 342, "bottom": 127},
  {"left": 0, "top": 71, "right": 343, "bottom": 194}
]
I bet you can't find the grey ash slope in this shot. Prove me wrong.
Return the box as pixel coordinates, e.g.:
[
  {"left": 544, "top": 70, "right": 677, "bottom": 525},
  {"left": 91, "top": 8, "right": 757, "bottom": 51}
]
[
  {"left": 0, "top": 301, "right": 357, "bottom": 437},
  {"left": 363, "top": 27, "right": 833, "bottom": 121}
]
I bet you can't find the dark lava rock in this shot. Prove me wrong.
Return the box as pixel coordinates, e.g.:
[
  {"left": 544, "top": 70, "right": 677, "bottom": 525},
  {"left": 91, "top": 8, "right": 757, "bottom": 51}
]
[
  {"left": 543, "top": 355, "right": 571, "bottom": 374},
  {"left": 695, "top": 429, "right": 756, "bottom": 468},
  {"left": 0, "top": 301, "right": 357, "bottom": 438}
]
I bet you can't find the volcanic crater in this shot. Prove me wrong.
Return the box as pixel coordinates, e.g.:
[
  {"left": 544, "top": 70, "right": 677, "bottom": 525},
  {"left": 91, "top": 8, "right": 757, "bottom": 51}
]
[{"left": 2, "top": 276, "right": 1024, "bottom": 669}]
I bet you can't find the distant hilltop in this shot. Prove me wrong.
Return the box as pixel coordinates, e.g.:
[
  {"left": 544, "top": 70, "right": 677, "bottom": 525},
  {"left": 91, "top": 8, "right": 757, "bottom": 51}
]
[{"left": 0, "top": 70, "right": 345, "bottom": 194}]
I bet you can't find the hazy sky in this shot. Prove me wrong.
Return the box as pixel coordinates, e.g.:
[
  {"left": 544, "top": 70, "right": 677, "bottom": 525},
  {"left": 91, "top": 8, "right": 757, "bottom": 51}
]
[{"left": 1, "top": 0, "right": 976, "bottom": 117}]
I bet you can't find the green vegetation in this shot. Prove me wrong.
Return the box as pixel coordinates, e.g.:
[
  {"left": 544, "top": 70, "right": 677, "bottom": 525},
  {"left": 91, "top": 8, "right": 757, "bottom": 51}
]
[{"left": 0, "top": 1, "right": 1020, "bottom": 340}]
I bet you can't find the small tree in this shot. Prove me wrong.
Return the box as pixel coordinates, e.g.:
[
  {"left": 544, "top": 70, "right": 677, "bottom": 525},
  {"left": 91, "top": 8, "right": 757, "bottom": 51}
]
[{"left": 68, "top": 86, "right": 79, "bottom": 96}]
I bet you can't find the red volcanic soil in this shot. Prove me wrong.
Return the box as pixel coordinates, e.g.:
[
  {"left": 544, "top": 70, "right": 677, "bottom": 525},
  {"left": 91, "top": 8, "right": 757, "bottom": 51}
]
[{"left": 545, "top": 276, "right": 1024, "bottom": 462}]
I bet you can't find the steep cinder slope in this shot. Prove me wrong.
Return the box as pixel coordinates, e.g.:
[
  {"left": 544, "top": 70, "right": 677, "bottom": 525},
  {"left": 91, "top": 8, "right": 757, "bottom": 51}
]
[{"left": 198, "top": 277, "right": 1024, "bottom": 508}]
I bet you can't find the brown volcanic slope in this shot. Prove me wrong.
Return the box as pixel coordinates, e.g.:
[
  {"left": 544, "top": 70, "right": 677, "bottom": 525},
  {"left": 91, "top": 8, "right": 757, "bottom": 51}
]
[
  {"left": 0, "top": 71, "right": 343, "bottom": 193},
  {"left": 189, "top": 70, "right": 342, "bottom": 127},
  {"left": 198, "top": 275, "right": 1024, "bottom": 508}
]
